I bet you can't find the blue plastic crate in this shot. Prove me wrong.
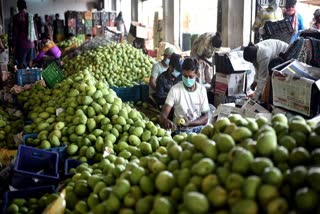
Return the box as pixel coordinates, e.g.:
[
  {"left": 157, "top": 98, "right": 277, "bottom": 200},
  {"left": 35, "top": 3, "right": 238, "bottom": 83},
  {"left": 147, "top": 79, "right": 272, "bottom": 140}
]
[
  {"left": 22, "top": 133, "right": 38, "bottom": 145},
  {"left": 23, "top": 120, "right": 33, "bottom": 126},
  {"left": 22, "top": 133, "right": 67, "bottom": 162},
  {"left": 48, "top": 145, "right": 67, "bottom": 162},
  {"left": 16, "top": 68, "right": 41, "bottom": 86},
  {"left": 11, "top": 145, "right": 59, "bottom": 188},
  {"left": 64, "top": 159, "right": 81, "bottom": 177},
  {"left": 140, "top": 84, "right": 149, "bottom": 102},
  {"left": 2, "top": 185, "right": 55, "bottom": 214},
  {"left": 111, "top": 85, "right": 141, "bottom": 102}
]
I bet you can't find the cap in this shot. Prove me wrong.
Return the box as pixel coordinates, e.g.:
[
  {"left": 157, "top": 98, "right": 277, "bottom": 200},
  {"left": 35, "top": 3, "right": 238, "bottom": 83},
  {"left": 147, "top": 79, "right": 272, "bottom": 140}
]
[{"left": 163, "top": 47, "right": 175, "bottom": 56}]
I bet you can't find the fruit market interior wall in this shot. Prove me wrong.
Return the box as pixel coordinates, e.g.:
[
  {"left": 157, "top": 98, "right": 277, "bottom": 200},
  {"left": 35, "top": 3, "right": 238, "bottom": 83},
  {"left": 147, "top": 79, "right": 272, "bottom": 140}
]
[{"left": 3, "top": 0, "right": 99, "bottom": 32}]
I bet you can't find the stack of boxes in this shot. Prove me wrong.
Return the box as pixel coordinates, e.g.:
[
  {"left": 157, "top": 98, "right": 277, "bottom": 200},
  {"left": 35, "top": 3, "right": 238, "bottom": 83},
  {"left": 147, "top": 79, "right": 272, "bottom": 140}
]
[
  {"left": 65, "top": 11, "right": 77, "bottom": 35},
  {"left": 76, "top": 12, "right": 84, "bottom": 35},
  {"left": 84, "top": 11, "right": 93, "bottom": 35},
  {"left": 213, "top": 51, "right": 254, "bottom": 107},
  {"left": 101, "top": 12, "right": 110, "bottom": 28},
  {"left": 63, "top": 11, "right": 118, "bottom": 38},
  {"left": 92, "top": 12, "right": 102, "bottom": 37},
  {"left": 55, "top": 19, "right": 65, "bottom": 42},
  {"left": 108, "top": 12, "right": 116, "bottom": 27}
]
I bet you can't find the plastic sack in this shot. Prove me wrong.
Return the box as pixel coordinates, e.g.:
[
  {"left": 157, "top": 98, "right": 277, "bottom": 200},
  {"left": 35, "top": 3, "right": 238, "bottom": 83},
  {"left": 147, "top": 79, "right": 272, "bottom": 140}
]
[
  {"left": 0, "top": 149, "right": 17, "bottom": 167},
  {"left": 42, "top": 189, "right": 66, "bottom": 214},
  {"left": 156, "top": 42, "right": 182, "bottom": 61}
]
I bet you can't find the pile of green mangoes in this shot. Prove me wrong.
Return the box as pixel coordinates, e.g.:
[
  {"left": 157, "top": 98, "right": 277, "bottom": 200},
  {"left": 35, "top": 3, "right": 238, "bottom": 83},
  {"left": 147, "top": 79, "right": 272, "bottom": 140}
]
[
  {"left": 57, "top": 35, "right": 84, "bottom": 50},
  {"left": 57, "top": 113, "right": 320, "bottom": 214},
  {"left": 6, "top": 192, "right": 59, "bottom": 214},
  {"left": 63, "top": 43, "right": 155, "bottom": 87},
  {"left": 17, "top": 71, "right": 168, "bottom": 162},
  {"left": 0, "top": 106, "right": 23, "bottom": 149}
]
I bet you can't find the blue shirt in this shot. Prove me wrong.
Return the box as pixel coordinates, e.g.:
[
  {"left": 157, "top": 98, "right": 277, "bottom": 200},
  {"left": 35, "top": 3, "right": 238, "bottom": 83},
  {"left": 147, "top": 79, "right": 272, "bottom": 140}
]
[{"left": 288, "top": 13, "right": 305, "bottom": 43}]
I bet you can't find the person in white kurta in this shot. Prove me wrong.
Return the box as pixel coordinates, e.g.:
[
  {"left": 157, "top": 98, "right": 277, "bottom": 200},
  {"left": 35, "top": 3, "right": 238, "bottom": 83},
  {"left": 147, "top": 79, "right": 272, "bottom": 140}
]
[
  {"left": 243, "top": 39, "right": 289, "bottom": 100},
  {"left": 160, "top": 58, "right": 209, "bottom": 132}
]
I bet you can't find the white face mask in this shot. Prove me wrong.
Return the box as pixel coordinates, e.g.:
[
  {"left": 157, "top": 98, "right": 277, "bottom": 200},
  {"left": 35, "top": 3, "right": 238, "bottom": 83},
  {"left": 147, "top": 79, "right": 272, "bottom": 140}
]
[
  {"left": 165, "top": 58, "right": 170, "bottom": 66},
  {"left": 172, "top": 69, "right": 180, "bottom": 78}
]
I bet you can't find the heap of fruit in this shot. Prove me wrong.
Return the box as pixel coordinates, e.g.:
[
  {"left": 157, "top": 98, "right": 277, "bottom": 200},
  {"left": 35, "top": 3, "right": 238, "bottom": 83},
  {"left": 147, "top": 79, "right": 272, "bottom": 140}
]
[
  {"left": 63, "top": 43, "right": 155, "bottom": 87},
  {"left": 6, "top": 192, "right": 59, "bottom": 214},
  {"left": 57, "top": 35, "right": 84, "bottom": 50},
  {"left": 0, "top": 106, "right": 23, "bottom": 149},
  {"left": 55, "top": 113, "right": 320, "bottom": 213},
  {"left": 17, "top": 71, "right": 168, "bottom": 162},
  {"left": 79, "top": 37, "right": 112, "bottom": 53},
  {"left": 131, "top": 101, "right": 159, "bottom": 124}
]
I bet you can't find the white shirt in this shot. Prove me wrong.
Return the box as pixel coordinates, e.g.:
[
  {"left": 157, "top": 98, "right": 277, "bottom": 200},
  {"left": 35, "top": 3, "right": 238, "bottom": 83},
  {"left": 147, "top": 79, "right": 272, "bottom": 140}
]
[
  {"left": 165, "top": 82, "right": 210, "bottom": 123},
  {"left": 254, "top": 39, "right": 288, "bottom": 99},
  {"left": 150, "top": 61, "right": 168, "bottom": 95}
]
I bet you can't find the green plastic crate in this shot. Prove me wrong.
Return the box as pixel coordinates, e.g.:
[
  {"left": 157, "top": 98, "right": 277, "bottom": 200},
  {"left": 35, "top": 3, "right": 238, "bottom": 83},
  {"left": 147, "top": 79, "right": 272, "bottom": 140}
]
[{"left": 42, "top": 62, "right": 65, "bottom": 88}]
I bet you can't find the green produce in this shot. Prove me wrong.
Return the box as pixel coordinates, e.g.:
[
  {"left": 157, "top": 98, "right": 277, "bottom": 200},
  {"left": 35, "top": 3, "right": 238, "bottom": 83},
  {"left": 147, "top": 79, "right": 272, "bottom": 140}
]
[
  {"left": 0, "top": 105, "right": 23, "bottom": 149},
  {"left": 57, "top": 35, "right": 84, "bottom": 50},
  {"left": 63, "top": 43, "right": 155, "bottom": 87},
  {"left": 6, "top": 193, "right": 59, "bottom": 214},
  {"left": 16, "top": 78, "right": 320, "bottom": 214},
  {"left": 56, "top": 114, "right": 320, "bottom": 213},
  {"left": 18, "top": 71, "right": 168, "bottom": 161}
]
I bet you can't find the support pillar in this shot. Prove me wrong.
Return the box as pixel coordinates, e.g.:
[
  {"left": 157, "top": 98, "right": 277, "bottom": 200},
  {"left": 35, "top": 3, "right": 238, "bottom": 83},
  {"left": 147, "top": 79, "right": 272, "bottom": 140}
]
[
  {"left": 221, "top": 0, "right": 254, "bottom": 48},
  {"left": 131, "top": 0, "right": 142, "bottom": 22},
  {"left": 163, "top": 0, "right": 180, "bottom": 46}
]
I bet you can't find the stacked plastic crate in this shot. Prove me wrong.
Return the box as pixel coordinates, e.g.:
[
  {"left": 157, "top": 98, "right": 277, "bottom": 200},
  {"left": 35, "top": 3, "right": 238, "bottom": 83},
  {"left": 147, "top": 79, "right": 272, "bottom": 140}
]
[
  {"left": 65, "top": 11, "right": 77, "bottom": 35},
  {"left": 84, "top": 11, "right": 93, "bottom": 35},
  {"left": 92, "top": 12, "right": 103, "bottom": 37}
]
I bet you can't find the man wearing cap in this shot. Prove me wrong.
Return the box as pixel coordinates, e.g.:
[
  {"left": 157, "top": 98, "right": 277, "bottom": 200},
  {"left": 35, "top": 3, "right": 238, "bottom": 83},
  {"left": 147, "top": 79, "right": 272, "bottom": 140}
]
[
  {"left": 149, "top": 47, "right": 175, "bottom": 99},
  {"left": 154, "top": 53, "right": 183, "bottom": 106}
]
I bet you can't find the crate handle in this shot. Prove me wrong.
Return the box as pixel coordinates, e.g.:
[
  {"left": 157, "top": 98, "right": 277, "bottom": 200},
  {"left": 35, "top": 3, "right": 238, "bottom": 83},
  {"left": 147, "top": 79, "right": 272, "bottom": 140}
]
[{"left": 31, "top": 151, "right": 47, "bottom": 158}]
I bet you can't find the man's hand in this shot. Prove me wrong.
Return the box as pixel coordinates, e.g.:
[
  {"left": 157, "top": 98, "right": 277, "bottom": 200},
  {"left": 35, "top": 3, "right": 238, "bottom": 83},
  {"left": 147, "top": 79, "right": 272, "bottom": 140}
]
[
  {"left": 181, "top": 121, "right": 190, "bottom": 128},
  {"left": 162, "top": 118, "right": 176, "bottom": 130},
  {"left": 250, "top": 81, "right": 257, "bottom": 91}
]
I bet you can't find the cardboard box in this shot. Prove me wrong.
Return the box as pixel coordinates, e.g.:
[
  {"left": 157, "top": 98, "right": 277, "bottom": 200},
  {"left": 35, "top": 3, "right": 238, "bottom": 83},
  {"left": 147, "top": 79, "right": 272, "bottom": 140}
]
[
  {"left": 213, "top": 72, "right": 247, "bottom": 107},
  {"left": 0, "top": 49, "right": 9, "bottom": 64},
  {"left": 129, "top": 22, "right": 148, "bottom": 39},
  {"left": 215, "top": 100, "right": 272, "bottom": 121},
  {"left": 214, "top": 50, "right": 252, "bottom": 74},
  {"left": 272, "top": 60, "right": 320, "bottom": 118},
  {"left": 241, "top": 99, "right": 271, "bottom": 119},
  {"left": 215, "top": 72, "right": 246, "bottom": 97}
]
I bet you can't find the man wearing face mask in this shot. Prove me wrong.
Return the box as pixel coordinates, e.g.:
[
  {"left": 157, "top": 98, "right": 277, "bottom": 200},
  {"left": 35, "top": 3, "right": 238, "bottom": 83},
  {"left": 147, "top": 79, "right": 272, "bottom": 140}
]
[
  {"left": 149, "top": 47, "right": 175, "bottom": 96},
  {"left": 283, "top": 0, "right": 305, "bottom": 43},
  {"left": 160, "top": 58, "right": 210, "bottom": 134},
  {"left": 253, "top": 0, "right": 283, "bottom": 38},
  {"left": 154, "top": 53, "right": 183, "bottom": 106}
]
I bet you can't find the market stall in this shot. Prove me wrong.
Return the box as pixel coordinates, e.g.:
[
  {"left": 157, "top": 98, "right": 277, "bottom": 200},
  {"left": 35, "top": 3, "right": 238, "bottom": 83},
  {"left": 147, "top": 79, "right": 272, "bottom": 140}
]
[{"left": 1, "top": 0, "right": 320, "bottom": 213}]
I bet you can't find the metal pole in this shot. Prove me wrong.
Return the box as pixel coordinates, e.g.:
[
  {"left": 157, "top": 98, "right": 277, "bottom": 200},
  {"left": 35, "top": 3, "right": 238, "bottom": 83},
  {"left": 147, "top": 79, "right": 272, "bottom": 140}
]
[{"left": 249, "top": 0, "right": 254, "bottom": 43}]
